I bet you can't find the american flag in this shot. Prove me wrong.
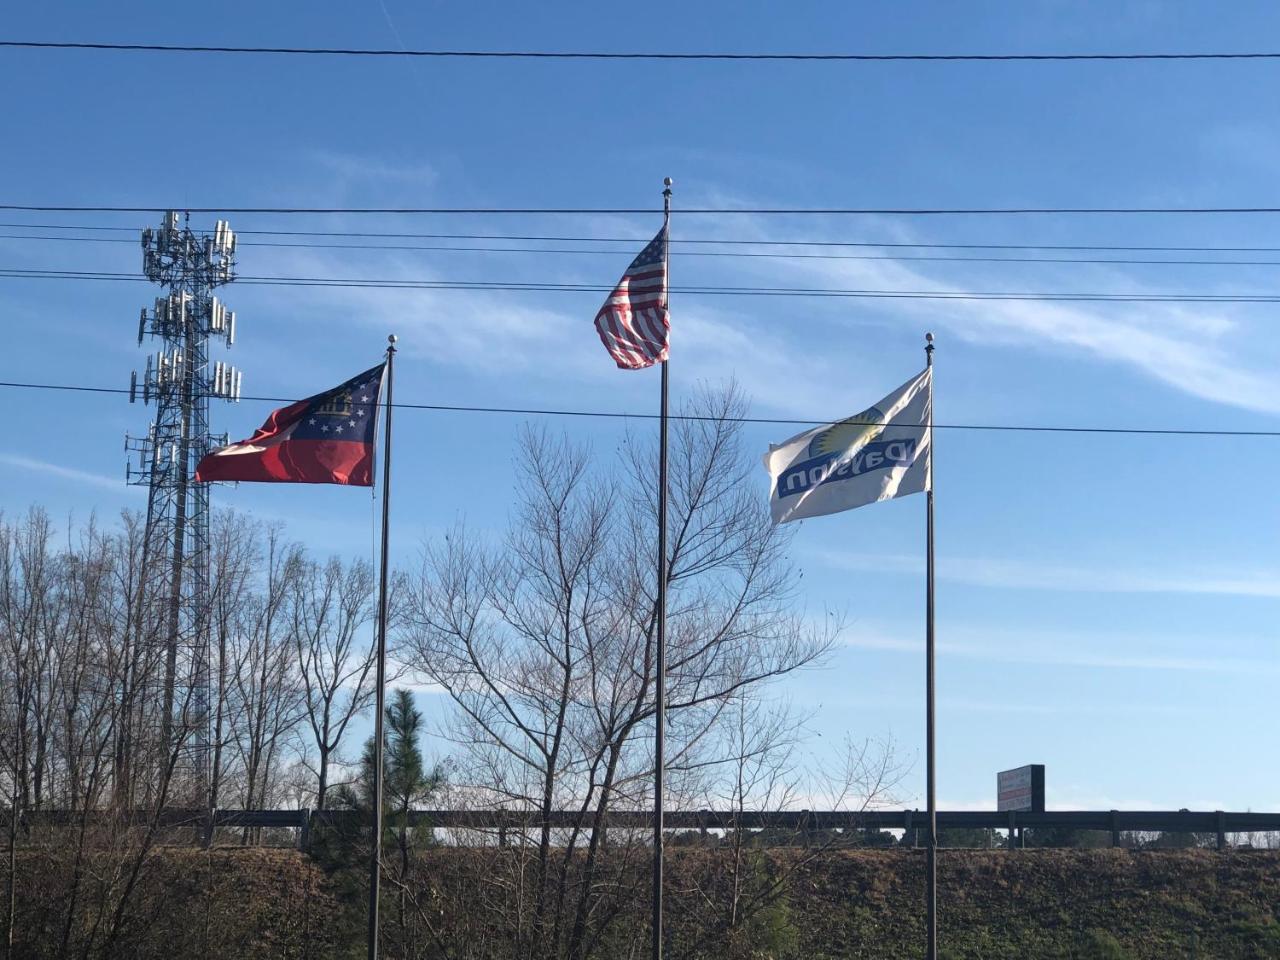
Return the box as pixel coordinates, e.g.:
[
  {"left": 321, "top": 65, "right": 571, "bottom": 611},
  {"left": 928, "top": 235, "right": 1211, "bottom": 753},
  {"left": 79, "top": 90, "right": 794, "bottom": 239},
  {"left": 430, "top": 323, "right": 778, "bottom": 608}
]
[{"left": 594, "top": 226, "right": 669, "bottom": 369}]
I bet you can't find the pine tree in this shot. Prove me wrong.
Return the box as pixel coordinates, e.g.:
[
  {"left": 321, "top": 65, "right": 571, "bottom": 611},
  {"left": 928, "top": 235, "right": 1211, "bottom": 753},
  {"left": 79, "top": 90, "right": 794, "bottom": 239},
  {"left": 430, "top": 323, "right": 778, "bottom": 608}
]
[
  {"left": 339, "top": 689, "right": 444, "bottom": 841},
  {"left": 328, "top": 693, "right": 443, "bottom": 845},
  {"left": 329, "top": 688, "right": 445, "bottom": 949}
]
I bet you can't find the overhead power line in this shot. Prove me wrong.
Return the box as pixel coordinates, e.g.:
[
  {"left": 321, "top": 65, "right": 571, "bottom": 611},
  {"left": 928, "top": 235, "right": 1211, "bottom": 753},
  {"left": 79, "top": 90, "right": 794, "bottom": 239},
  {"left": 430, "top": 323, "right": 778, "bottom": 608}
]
[
  {"left": 6, "top": 231, "right": 1280, "bottom": 267},
  {"left": 1, "top": 379, "right": 1276, "bottom": 438},
  {"left": 5, "top": 39, "right": 1280, "bottom": 63},
  {"left": 5, "top": 266, "right": 1280, "bottom": 302},
  {"left": 7, "top": 221, "right": 1280, "bottom": 253},
  {"left": 8, "top": 203, "right": 1280, "bottom": 216}
]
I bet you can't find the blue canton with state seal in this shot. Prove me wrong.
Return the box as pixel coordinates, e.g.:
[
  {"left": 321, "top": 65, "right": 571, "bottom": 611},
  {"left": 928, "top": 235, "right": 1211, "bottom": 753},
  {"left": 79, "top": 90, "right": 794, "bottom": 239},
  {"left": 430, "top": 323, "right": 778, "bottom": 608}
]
[{"left": 762, "top": 368, "right": 932, "bottom": 524}]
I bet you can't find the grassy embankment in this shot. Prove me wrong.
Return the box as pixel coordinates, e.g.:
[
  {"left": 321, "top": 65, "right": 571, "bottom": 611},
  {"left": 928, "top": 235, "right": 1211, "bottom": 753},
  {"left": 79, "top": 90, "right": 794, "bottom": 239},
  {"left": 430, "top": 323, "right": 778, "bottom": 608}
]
[{"left": 9, "top": 846, "right": 1280, "bottom": 958}]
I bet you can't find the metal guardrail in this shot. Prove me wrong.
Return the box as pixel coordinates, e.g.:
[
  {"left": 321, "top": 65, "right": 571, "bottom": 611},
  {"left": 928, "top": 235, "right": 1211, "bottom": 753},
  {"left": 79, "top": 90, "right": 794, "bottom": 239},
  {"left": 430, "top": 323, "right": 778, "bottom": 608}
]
[{"left": 6, "top": 808, "right": 1278, "bottom": 851}]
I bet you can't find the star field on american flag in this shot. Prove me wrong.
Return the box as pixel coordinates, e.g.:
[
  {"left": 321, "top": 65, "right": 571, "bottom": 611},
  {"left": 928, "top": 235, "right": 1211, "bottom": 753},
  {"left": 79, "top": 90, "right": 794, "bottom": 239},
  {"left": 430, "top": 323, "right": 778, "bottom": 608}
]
[{"left": 594, "top": 225, "right": 669, "bottom": 370}]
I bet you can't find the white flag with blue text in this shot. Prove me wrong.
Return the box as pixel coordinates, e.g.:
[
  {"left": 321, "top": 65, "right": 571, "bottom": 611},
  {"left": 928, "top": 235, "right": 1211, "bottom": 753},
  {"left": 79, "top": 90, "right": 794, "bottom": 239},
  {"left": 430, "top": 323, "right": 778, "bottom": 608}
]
[{"left": 763, "top": 368, "right": 931, "bottom": 524}]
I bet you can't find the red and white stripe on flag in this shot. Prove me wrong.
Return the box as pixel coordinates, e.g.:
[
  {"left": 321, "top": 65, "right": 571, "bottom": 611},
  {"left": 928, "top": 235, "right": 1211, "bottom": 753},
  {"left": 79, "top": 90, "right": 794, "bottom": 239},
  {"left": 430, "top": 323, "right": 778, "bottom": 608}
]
[{"left": 594, "top": 226, "right": 669, "bottom": 370}]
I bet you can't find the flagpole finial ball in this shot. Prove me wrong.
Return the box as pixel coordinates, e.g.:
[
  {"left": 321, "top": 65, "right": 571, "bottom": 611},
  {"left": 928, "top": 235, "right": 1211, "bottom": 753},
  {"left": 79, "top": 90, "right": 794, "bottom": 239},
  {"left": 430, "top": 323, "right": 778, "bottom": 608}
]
[
  {"left": 664, "top": 177, "right": 673, "bottom": 187},
  {"left": 388, "top": 334, "right": 398, "bottom": 345},
  {"left": 925, "top": 332, "right": 934, "bottom": 343}
]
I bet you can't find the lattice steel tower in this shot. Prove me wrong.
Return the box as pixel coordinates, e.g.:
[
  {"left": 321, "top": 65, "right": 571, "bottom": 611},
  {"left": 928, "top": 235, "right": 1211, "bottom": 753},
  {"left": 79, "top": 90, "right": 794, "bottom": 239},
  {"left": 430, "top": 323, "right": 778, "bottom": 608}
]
[{"left": 127, "top": 211, "right": 241, "bottom": 802}]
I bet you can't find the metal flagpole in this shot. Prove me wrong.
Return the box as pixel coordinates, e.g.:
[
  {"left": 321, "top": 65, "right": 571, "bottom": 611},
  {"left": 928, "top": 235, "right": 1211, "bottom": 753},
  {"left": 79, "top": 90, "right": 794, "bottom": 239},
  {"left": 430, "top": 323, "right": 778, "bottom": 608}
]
[
  {"left": 924, "top": 331, "right": 937, "bottom": 960},
  {"left": 368, "top": 334, "right": 397, "bottom": 960},
  {"left": 653, "top": 176, "right": 672, "bottom": 960}
]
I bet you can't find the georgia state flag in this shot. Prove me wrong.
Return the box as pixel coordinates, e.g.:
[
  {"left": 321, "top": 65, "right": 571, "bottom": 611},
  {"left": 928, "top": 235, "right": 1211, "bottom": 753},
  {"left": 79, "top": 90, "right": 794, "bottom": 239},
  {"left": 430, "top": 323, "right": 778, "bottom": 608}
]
[{"left": 195, "top": 364, "right": 385, "bottom": 487}]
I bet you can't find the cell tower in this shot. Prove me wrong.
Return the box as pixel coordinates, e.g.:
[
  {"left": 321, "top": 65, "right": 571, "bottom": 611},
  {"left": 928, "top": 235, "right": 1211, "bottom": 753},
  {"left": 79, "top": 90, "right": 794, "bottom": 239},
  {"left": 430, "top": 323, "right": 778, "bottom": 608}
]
[{"left": 127, "top": 211, "right": 242, "bottom": 803}]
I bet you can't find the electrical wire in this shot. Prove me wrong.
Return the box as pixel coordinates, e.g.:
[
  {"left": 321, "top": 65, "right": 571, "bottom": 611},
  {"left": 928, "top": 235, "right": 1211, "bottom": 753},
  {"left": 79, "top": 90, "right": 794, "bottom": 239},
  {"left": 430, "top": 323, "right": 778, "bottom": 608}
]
[
  {"left": 9, "top": 232, "right": 1280, "bottom": 267},
  {"left": 1, "top": 379, "right": 1276, "bottom": 438},
  {"left": 5, "top": 222, "right": 1280, "bottom": 254},
  {"left": 3, "top": 266, "right": 1280, "bottom": 302},
  {"left": 10, "top": 203, "right": 1280, "bottom": 216},
  {"left": 5, "top": 40, "right": 1280, "bottom": 62}
]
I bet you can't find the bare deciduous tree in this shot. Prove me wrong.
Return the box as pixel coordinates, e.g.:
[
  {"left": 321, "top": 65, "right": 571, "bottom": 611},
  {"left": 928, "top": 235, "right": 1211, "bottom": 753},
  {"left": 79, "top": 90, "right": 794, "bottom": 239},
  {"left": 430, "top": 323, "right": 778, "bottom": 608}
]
[
  {"left": 675, "top": 696, "right": 907, "bottom": 958},
  {"left": 206, "top": 512, "right": 261, "bottom": 810},
  {"left": 227, "top": 526, "right": 305, "bottom": 817},
  {"left": 399, "top": 385, "right": 836, "bottom": 960},
  {"left": 292, "top": 553, "right": 378, "bottom": 809},
  {"left": 0, "top": 507, "right": 208, "bottom": 960}
]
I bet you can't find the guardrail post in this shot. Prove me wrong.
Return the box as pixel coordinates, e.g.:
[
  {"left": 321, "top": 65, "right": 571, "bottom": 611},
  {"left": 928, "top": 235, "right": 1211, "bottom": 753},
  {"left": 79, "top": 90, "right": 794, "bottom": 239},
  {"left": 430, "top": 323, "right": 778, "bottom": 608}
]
[
  {"left": 298, "top": 807, "right": 311, "bottom": 852},
  {"left": 1215, "top": 810, "right": 1226, "bottom": 851},
  {"left": 1110, "top": 810, "right": 1120, "bottom": 848},
  {"left": 1006, "top": 811, "right": 1016, "bottom": 850},
  {"left": 905, "top": 809, "right": 916, "bottom": 848},
  {"left": 498, "top": 826, "right": 508, "bottom": 848}
]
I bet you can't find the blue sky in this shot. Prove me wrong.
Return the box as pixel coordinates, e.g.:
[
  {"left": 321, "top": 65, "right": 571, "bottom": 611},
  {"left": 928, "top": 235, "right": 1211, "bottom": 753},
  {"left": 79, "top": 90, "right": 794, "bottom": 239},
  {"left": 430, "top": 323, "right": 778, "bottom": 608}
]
[{"left": 2, "top": 1, "right": 1279, "bottom": 812}]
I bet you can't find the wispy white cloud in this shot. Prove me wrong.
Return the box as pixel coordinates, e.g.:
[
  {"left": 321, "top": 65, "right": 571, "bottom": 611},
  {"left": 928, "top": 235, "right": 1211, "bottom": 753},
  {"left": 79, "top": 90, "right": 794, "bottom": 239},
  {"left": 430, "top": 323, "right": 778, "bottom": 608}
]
[
  {"left": 0, "top": 454, "right": 135, "bottom": 493},
  {"left": 786, "top": 247, "right": 1279, "bottom": 415},
  {"left": 237, "top": 173, "right": 1280, "bottom": 419},
  {"left": 322, "top": 284, "right": 591, "bottom": 376},
  {"left": 247, "top": 247, "right": 603, "bottom": 378},
  {"left": 938, "top": 792, "right": 1176, "bottom": 812},
  {"left": 671, "top": 196, "right": 1280, "bottom": 417},
  {"left": 851, "top": 690, "right": 1200, "bottom": 716},
  {"left": 306, "top": 150, "right": 438, "bottom": 191},
  {"left": 249, "top": 229, "right": 858, "bottom": 412},
  {"left": 674, "top": 303, "right": 866, "bottom": 416},
  {"left": 934, "top": 798, "right": 1004, "bottom": 812},
  {"left": 397, "top": 676, "right": 448, "bottom": 696},
  {"left": 816, "top": 548, "right": 1280, "bottom": 599},
  {"left": 844, "top": 624, "right": 1280, "bottom": 675},
  {"left": 938, "top": 697, "right": 1201, "bottom": 717}
]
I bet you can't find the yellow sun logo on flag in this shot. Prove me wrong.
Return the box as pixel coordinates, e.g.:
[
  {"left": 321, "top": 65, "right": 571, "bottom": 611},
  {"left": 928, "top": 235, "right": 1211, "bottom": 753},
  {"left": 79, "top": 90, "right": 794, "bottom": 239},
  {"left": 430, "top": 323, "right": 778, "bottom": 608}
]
[{"left": 808, "top": 406, "right": 887, "bottom": 459}]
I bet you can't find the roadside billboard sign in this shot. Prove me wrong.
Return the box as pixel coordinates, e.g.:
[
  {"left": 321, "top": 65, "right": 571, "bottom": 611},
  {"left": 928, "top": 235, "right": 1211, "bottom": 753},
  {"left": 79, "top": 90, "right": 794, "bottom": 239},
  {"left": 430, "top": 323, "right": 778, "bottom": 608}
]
[{"left": 997, "top": 764, "right": 1045, "bottom": 812}]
